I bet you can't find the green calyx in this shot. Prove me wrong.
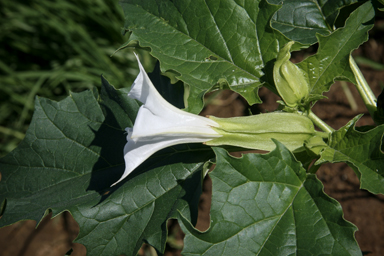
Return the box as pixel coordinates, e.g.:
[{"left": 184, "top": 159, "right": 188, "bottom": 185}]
[
  {"left": 274, "top": 41, "right": 310, "bottom": 108},
  {"left": 207, "top": 112, "right": 320, "bottom": 152}
]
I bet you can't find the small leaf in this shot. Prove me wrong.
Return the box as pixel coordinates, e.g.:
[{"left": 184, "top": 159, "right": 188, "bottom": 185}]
[
  {"left": 179, "top": 142, "right": 360, "bottom": 256},
  {"left": 317, "top": 115, "right": 384, "bottom": 195},
  {"left": 297, "top": 1, "right": 374, "bottom": 99}
]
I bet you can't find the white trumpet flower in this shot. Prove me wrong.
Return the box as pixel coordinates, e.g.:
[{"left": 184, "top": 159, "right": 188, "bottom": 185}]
[
  {"left": 112, "top": 54, "right": 320, "bottom": 186},
  {"left": 112, "top": 54, "right": 221, "bottom": 186}
]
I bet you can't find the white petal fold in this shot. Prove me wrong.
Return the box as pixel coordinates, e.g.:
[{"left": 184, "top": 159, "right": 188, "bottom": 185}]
[{"left": 112, "top": 53, "right": 220, "bottom": 186}]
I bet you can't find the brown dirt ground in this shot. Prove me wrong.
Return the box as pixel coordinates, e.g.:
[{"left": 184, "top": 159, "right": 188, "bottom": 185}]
[{"left": 1, "top": 26, "right": 384, "bottom": 256}]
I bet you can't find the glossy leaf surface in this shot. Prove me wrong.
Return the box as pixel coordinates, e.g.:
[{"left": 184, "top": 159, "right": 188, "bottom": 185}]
[
  {"left": 179, "top": 143, "right": 360, "bottom": 256},
  {"left": 270, "top": 0, "right": 359, "bottom": 44},
  {"left": 118, "top": 0, "right": 293, "bottom": 113}
]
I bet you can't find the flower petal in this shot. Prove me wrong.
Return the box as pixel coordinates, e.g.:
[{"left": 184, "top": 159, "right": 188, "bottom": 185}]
[
  {"left": 132, "top": 105, "right": 220, "bottom": 139},
  {"left": 111, "top": 127, "right": 214, "bottom": 186},
  {"left": 112, "top": 54, "right": 220, "bottom": 186},
  {"left": 128, "top": 53, "right": 219, "bottom": 139}
]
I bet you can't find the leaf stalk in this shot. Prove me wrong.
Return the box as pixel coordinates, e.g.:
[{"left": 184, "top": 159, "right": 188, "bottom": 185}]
[
  {"left": 307, "top": 110, "right": 334, "bottom": 134},
  {"left": 349, "top": 56, "right": 377, "bottom": 117}
]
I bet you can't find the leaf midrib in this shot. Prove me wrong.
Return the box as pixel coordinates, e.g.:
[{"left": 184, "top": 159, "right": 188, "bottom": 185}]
[{"left": 126, "top": 2, "right": 263, "bottom": 84}]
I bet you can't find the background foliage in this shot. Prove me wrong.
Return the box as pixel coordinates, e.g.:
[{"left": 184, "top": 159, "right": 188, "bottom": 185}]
[{"left": 0, "top": 0, "right": 146, "bottom": 157}]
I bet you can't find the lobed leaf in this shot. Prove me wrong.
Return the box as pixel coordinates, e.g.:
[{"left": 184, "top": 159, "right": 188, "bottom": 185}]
[
  {"left": 0, "top": 77, "right": 214, "bottom": 255},
  {"left": 73, "top": 145, "right": 211, "bottom": 255},
  {"left": 317, "top": 115, "right": 384, "bottom": 195},
  {"left": 0, "top": 88, "right": 109, "bottom": 227},
  {"left": 179, "top": 141, "right": 360, "bottom": 256},
  {"left": 118, "top": 0, "right": 293, "bottom": 113},
  {"left": 297, "top": 1, "right": 374, "bottom": 100}
]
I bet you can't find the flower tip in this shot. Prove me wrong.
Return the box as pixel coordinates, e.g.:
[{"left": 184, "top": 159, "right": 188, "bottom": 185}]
[{"left": 110, "top": 175, "right": 126, "bottom": 187}]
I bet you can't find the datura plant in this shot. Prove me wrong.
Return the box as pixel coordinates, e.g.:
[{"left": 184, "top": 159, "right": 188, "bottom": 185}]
[{"left": 1, "top": 1, "right": 384, "bottom": 256}]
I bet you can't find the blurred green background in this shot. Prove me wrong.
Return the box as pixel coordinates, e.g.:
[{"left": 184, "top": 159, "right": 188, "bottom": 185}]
[{"left": 0, "top": 0, "right": 154, "bottom": 157}]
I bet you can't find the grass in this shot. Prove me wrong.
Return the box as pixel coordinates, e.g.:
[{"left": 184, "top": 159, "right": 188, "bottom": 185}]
[{"left": 0, "top": 0, "right": 154, "bottom": 157}]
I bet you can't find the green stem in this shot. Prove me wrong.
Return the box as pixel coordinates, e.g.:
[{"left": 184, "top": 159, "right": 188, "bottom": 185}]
[
  {"left": 349, "top": 56, "right": 377, "bottom": 117},
  {"left": 340, "top": 81, "right": 358, "bottom": 111},
  {"left": 307, "top": 110, "right": 334, "bottom": 134}
]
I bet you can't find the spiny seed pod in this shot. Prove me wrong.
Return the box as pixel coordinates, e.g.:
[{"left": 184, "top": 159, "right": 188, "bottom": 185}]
[
  {"left": 206, "top": 112, "right": 317, "bottom": 152},
  {"left": 274, "top": 41, "right": 309, "bottom": 108}
]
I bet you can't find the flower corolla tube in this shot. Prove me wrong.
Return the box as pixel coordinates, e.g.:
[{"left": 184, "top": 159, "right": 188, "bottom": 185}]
[{"left": 112, "top": 54, "right": 221, "bottom": 186}]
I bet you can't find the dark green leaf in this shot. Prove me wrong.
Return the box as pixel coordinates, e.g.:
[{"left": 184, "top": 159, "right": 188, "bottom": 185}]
[
  {"left": 271, "top": 0, "right": 331, "bottom": 45},
  {"left": 297, "top": 1, "right": 374, "bottom": 99},
  {"left": 0, "top": 78, "right": 214, "bottom": 255},
  {"left": 0, "top": 88, "right": 109, "bottom": 227},
  {"left": 270, "top": 0, "right": 359, "bottom": 45},
  {"left": 317, "top": 115, "right": 384, "bottom": 195},
  {"left": 118, "top": 0, "right": 294, "bottom": 113},
  {"left": 179, "top": 142, "right": 360, "bottom": 256},
  {"left": 73, "top": 150, "right": 209, "bottom": 256}
]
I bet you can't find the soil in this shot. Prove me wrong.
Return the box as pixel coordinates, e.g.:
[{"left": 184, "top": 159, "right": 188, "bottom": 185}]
[{"left": 1, "top": 26, "right": 384, "bottom": 256}]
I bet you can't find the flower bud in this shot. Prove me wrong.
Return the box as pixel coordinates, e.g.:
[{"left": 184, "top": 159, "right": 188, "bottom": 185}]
[
  {"left": 274, "top": 41, "right": 309, "bottom": 108},
  {"left": 206, "top": 112, "right": 316, "bottom": 152}
]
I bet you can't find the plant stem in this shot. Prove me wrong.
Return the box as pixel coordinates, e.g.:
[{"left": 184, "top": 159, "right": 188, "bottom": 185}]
[
  {"left": 307, "top": 110, "right": 334, "bottom": 134},
  {"left": 349, "top": 56, "right": 377, "bottom": 117},
  {"left": 340, "top": 81, "right": 358, "bottom": 111}
]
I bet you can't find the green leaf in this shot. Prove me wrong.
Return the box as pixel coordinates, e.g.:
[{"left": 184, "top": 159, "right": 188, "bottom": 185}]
[
  {"left": 271, "top": 0, "right": 331, "bottom": 45},
  {"left": 73, "top": 147, "right": 209, "bottom": 256},
  {"left": 179, "top": 142, "right": 360, "bottom": 256},
  {"left": 118, "top": 0, "right": 293, "bottom": 113},
  {"left": 0, "top": 88, "right": 110, "bottom": 227},
  {"left": 297, "top": 1, "right": 374, "bottom": 99},
  {"left": 317, "top": 115, "right": 384, "bottom": 195},
  {"left": 0, "top": 78, "right": 214, "bottom": 255},
  {"left": 270, "top": 0, "right": 359, "bottom": 45}
]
